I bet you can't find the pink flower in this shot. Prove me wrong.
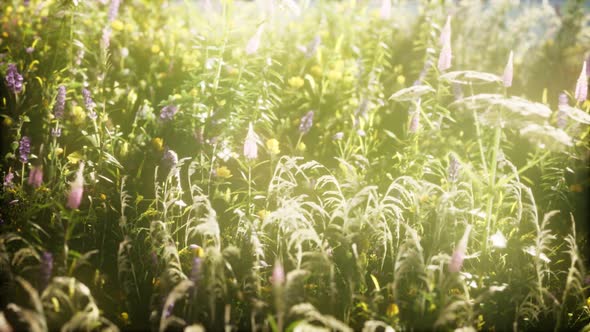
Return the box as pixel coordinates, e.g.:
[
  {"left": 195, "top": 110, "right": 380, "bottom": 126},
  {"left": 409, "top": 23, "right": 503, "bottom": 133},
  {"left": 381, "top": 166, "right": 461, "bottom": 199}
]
[
  {"left": 437, "top": 17, "right": 452, "bottom": 72},
  {"left": 28, "top": 166, "right": 43, "bottom": 188},
  {"left": 243, "top": 123, "right": 258, "bottom": 160},
  {"left": 574, "top": 60, "right": 588, "bottom": 103},
  {"left": 439, "top": 16, "right": 451, "bottom": 46},
  {"left": 449, "top": 225, "right": 472, "bottom": 273},
  {"left": 271, "top": 260, "right": 285, "bottom": 286},
  {"left": 379, "top": 0, "right": 391, "bottom": 20},
  {"left": 246, "top": 25, "right": 264, "bottom": 55},
  {"left": 503, "top": 51, "right": 514, "bottom": 88},
  {"left": 67, "top": 162, "right": 84, "bottom": 209}
]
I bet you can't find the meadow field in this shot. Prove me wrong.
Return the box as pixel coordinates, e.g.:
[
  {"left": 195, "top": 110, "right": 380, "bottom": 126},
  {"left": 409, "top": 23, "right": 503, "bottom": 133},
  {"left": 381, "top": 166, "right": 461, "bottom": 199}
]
[{"left": 1, "top": 0, "right": 590, "bottom": 331}]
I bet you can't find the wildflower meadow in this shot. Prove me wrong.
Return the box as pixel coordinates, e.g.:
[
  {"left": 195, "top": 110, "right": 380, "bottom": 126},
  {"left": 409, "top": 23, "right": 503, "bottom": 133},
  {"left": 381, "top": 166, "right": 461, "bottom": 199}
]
[{"left": 1, "top": 0, "right": 590, "bottom": 331}]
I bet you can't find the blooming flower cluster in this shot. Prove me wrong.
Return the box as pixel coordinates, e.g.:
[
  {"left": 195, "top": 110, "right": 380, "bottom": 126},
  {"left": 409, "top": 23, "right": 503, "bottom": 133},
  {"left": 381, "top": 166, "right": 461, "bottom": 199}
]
[
  {"left": 299, "top": 111, "right": 314, "bottom": 134},
  {"left": 5, "top": 63, "right": 23, "bottom": 94},
  {"left": 160, "top": 105, "right": 179, "bottom": 121},
  {"left": 244, "top": 123, "right": 259, "bottom": 160},
  {"left": 53, "top": 85, "right": 67, "bottom": 119},
  {"left": 19, "top": 136, "right": 31, "bottom": 163}
]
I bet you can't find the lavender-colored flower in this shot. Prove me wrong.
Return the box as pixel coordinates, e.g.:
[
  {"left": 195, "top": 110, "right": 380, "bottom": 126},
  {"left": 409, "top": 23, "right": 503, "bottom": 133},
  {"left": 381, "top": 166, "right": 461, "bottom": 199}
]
[
  {"left": 5, "top": 63, "right": 23, "bottom": 94},
  {"left": 19, "top": 136, "right": 31, "bottom": 163},
  {"left": 299, "top": 111, "right": 314, "bottom": 134},
  {"left": 53, "top": 85, "right": 66, "bottom": 119},
  {"left": 503, "top": 51, "right": 514, "bottom": 88},
  {"left": 75, "top": 49, "right": 85, "bottom": 67},
  {"left": 271, "top": 260, "right": 285, "bottom": 286},
  {"left": 449, "top": 225, "right": 472, "bottom": 273},
  {"left": 357, "top": 129, "right": 366, "bottom": 137},
  {"left": 246, "top": 25, "right": 264, "bottom": 55},
  {"left": 3, "top": 171, "right": 14, "bottom": 188},
  {"left": 162, "top": 148, "right": 178, "bottom": 167},
  {"left": 25, "top": 47, "right": 34, "bottom": 54},
  {"left": 448, "top": 153, "right": 460, "bottom": 183},
  {"left": 108, "top": 0, "right": 121, "bottom": 22},
  {"left": 51, "top": 127, "right": 62, "bottom": 137},
  {"left": 437, "top": 17, "right": 452, "bottom": 72},
  {"left": 82, "top": 88, "right": 97, "bottom": 119},
  {"left": 243, "top": 123, "right": 258, "bottom": 160},
  {"left": 409, "top": 112, "right": 419, "bottom": 133},
  {"left": 160, "top": 105, "right": 178, "bottom": 121},
  {"left": 380, "top": 0, "right": 391, "bottom": 20},
  {"left": 67, "top": 162, "right": 84, "bottom": 209},
  {"left": 28, "top": 166, "right": 43, "bottom": 188},
  {"left": 40, "top": 251, "right": 53, "bottom": 289},
  {"left": 101, "top": 27, "right": 112, "bottom": 50},
  {"left": 574, "top": 60, "right": 588, "bottom": 103},
  {"left": 556, "top": 93, "right": 569, "bottom": 128}
]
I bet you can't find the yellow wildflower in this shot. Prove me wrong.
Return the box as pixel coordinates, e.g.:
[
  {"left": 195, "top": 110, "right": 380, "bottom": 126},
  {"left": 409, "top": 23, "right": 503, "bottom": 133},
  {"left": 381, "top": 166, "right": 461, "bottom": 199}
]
[
  {"left": 396, "top": 75, "right": 406, "bottom": 85},
  {"left": 120, "top": 312, "right": 129, "bottom": 324},
  {"left": 288, "top": 76, "right": 305, "bottom": 89},
  {"left": 100, "top": 193, "right": 107, "bottom": 201},
  {"left": 296, "top": 142, "right": 306, "bottom": 152},
  {"left": 310, "top": 65, "right": 323, "bottom": 77},
  {"left": 71, "top": 105, "right": 86, "bottom": 125},
  {"left": 190, "top": 244, "right": 205, "bottom": 258},
  {"left": 386, "top": 303, "right": 399, "bottom": 317},
  {"left": 3, "top": 117, "right": 13, "bottom": 127},
  {"left": 257, "top": 209, "right": 269, "bottom": 220},
  {"left": 266, "top": 138, "right": 280, "bottom": 155},
  {"left": 111, "top": 20, "right": 124, "bottom": 31},
  {"left": 55, "top": 147, "right": 64, "bottom": 156},
  {"left": 152, "top": 137, "right": 164, "bottom": 151},
  {"left": 215, "top": 166, "right": 232, "bottom": 179},
  {"left": 151, "top": 44, "right": 160, "bottom": 54}
]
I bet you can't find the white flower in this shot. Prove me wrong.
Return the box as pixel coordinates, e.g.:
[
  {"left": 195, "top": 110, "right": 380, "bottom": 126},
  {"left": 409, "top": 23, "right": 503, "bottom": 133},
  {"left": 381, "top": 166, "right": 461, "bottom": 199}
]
[
  {"left": 502, "top": 51, "right": 513, "bottom": 88},
  {"left": 490, "top": 230, "right": 507, "bottom": 248},
  {"left": 437, "top": 16, "right": 452, "bottom": 72},
  {"left": 379, "top": 0, "right": 391, "bottom": 20},
  {"left": 243, "top": 123, "right": 258, "bottom": 160},
  {"left": 246, "top": 25, "right": 264, "bottom": 55},
  {"left": 574, "top": 60, "right": 588, "bottom": 103}
]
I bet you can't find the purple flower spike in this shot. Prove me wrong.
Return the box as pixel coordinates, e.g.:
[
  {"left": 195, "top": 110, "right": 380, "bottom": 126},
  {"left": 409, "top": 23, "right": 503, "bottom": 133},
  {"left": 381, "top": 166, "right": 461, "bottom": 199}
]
[
  {"left": 40, "top": 251, "right": 53, "bottom": 289},
  {"left": 299, "top": 111, "right": 314, "bottom": 134},
  {"left": 19, "top": 136, "right": 31, "bottom": 163},
  {"left": 5, "top": 64, "right": 23, "bottom": 94},
  {"left": 162, "top": 149, "right": 179, "bottom": 168},
  {"left": 53, "top": 85, "right": 66, "bottom": 119},
  {"left": 108, "top": 0, "right": 121, "bottom": 22},
  {"left": 82, "top": 88, "right": 97, "bottom": 119},
  {"left": 3, "top": 171, "right": 14, "bottom": 188}
]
